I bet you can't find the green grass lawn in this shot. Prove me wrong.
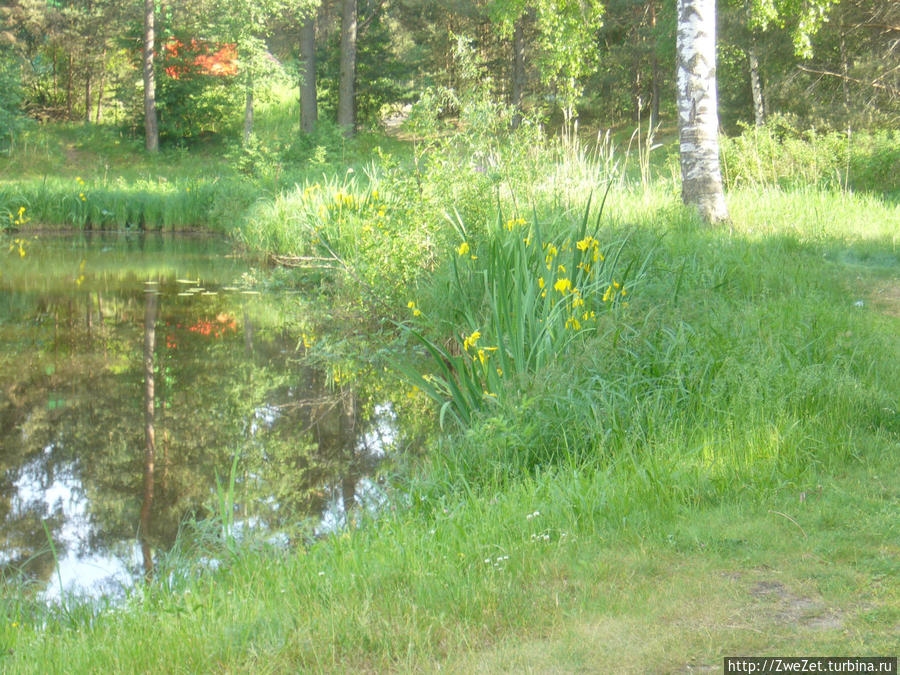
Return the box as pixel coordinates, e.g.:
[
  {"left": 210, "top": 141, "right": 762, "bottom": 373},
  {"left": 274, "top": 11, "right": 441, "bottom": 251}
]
[{"left": 1, "top": 117, "right": 898, "bottom": 672}]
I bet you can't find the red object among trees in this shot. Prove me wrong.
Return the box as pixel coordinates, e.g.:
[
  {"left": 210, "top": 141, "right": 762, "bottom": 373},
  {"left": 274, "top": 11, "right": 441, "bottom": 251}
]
[{"left": 163, "top": 39, "right": 238, "bottom": 79}]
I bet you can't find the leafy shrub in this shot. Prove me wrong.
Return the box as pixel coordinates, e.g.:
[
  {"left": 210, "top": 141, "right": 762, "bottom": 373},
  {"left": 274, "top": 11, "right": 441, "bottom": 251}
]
[
  {"left": 155, "top": 38, "right": 242, "bottom": 144},
  {"left": 721, "top": 119, "right": 900, "bottom": 194}
]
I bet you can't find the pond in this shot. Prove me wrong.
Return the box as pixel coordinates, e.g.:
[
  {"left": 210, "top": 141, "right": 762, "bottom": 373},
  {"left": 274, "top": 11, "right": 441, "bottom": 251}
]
[{"left": 0, "top": 232, "right": 417, "bottom": 601}]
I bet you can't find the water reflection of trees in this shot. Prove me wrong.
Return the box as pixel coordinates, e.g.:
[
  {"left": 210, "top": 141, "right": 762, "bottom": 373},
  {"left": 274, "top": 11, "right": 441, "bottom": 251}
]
[{"left": 0, "top": 268, "right": 402, "bottom": 591}]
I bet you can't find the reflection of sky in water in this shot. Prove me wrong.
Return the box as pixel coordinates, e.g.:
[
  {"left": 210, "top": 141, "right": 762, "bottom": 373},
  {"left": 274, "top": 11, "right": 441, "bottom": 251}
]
[
  {"left": 1, "top": 235, "right": 406, "bottom": 603},
  {"left": 361, "top": 403, "right": 396, "bottom": 459},
  {"left": 6, "top": 402, "right": 397, "bottom": 602},
  {"left": 12, "top": 451, "right": 137, "bottom": 602},
  {"left": 316, "top": 403, "right": 394, "bottom": 535}
]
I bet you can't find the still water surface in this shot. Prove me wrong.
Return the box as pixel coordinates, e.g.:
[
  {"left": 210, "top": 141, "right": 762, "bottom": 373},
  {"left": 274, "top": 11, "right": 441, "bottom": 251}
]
[{"left": 1, "top": 233, "right": 408, "bottom": 600}]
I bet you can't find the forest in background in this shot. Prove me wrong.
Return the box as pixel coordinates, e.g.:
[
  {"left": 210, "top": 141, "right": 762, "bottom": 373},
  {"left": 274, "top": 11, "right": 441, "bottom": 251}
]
[{"left": 0, "top": 0, "right": 898, "bottom": 151}]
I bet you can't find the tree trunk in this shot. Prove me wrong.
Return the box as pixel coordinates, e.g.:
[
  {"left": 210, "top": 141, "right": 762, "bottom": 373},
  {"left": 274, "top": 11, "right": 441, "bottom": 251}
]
[
  {"left": 84, "top": 69, "right": 92, "bottom": 124},
  {"left": 511, "top": 15, "right": 525, "bottom": 129},
  {"left": 66, "top": 55, "right": 73, "bottom": 119},
  {"left": 748, "top": 42, "right": 765, "bottom": 126},
  {"left": 142, "top": 0, "right": 159, "bottom": 152},
  {"left": 140, "top": 286, "right": 158, "bottom": 577},
  {"left": 337, "top": 0, "right": 357, "bottom": 135},
  {"left": 299, "top": 12, "right": 318, "bottom": 134},
  {"left": 95, "top": 48, "right": 107, "bottom": 123},
  {"left": 53, "top": 51, "right": 59, "bottom": 107},
  {"left": 649, "top": 0, "right": 660, "bottom": 129},
  {"left": 839, "top": 18, "right": 851, "bottom": 128},
  {"left": 243, "top": 310, "right": 255, "bottom": 355},
  {"left": 632, "top": 62, "right": 643, "bottom": 123},
  {"left": 243, "top": 77, "right": 254, "bottom": 145},
  {"left": 676, "top": 0, "right": 729, "bottom": 224}
]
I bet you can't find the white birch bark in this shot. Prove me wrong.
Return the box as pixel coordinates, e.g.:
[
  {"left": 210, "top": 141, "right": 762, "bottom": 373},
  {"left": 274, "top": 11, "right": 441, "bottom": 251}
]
[
  {"left": 677, "top": 0, "right": 729, "bottom": 223},
  {"left": 748, "top": 44, "right": 765, "bottom": 126}
]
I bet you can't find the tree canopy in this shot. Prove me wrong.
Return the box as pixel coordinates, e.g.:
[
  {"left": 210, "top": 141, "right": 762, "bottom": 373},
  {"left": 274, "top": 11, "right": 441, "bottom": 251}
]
[{"left": 0, "top": 0, "right": 895, "bottom": 145}]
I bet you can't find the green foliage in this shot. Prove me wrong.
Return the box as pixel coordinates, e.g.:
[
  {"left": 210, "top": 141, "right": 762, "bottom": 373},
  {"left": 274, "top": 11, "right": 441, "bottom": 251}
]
[
  {"left": 155, "top": 49, "right": 242, "bottom": 144},
  {"left": 0, "top": 50, "right": 30, "bottom": 152},
  {"left": 403, "top": 194, "right": 644, "bottom": 428},
  {"left": 278, "top": 118, "right": 348, "bottom": 166},
  {"left": 239, "top": 167, "right": 437, "bottom": 307},
  {"left": 533, "top": 0, "right": 605, "bottom": 118},
  {"left": 721, "top": 121, "right": 900, "bottom": 194},
  {"left": 315, "top": 1, "right": 411, "bottom": 128}
]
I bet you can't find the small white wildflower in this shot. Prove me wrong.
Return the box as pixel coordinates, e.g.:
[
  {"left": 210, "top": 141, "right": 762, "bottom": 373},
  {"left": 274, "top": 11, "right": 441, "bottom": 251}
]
[
  {"left": 526, "top": 510, "right": 540, "bottom": 520},
  {"left": 318, "top": 571, "right": 325, "bottom": 576}
]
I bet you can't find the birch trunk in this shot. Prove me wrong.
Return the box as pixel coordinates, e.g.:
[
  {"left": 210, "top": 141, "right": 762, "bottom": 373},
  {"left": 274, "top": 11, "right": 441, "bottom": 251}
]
[
  {"left": 748, "top": 43, "right": 765, "bottom": 126},
  {"left": 676, "top": 0, "right": 728, "bottom": 223}
]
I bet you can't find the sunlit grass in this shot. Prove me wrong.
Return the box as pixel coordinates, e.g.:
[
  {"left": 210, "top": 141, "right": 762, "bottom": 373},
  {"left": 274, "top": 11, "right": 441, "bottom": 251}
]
[{"left": 0, "top": 120, "right": 898, "bottom": 671}]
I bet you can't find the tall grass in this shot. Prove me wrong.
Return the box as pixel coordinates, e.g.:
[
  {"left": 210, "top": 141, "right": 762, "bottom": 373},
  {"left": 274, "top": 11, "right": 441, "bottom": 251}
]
[
  {"left": 721, "top": 122, "right": 900, "bottom": 196},
  {"left": 402, "top": 191, "right": 652, "bottom": 428},
  {"left": 1, "top": 176, "right": 257, "bottom": 232}
]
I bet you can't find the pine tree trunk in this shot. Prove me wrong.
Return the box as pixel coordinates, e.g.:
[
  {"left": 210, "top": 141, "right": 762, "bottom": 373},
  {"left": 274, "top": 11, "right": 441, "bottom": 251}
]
[
  {"left": 299, "top": 13, "right": 318, "bottom": 134},
  {"left": 337, "top": 0, "right": 357, "bottom": 135},
  {"left": 511, "top": 16, "right": 525, "bottom": 129},
  {"left": 66, "top": 55, "right": 73, "bottom": 119},
  {"left": 649, "top": 0, "right": 660, "bottom": 129},
  {"left": 142, "top": 0, "right": 159, "bottom": 152},
  {"left": 676, "top": 0, "right": 729, "bottom": 224},
  {"left": 95, "top": 48, "right": 107, "bottom": 123},
  {"left": 748, "top": 43, "right": 765, "bottom": 126},
  {"left": 84, "top": 69, "right": 92, "bottom": 124}
]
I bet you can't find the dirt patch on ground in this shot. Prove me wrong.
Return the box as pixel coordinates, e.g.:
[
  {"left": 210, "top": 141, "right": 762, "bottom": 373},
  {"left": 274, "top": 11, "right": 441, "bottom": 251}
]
[
  {"left": 869, "top": 280, "right": 900, "bottom": 317},
  {"left": 749, "top": 579, "right": 844, "bottom": 631},
  {"left": 64, "top": 144, "right": 90, "bottom": 166}
]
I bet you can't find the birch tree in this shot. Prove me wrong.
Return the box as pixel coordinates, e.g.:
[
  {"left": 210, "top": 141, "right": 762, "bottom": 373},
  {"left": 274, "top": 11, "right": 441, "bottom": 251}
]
[{"left": 676, "top": 0, "right": 728, "bottom": 223}]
